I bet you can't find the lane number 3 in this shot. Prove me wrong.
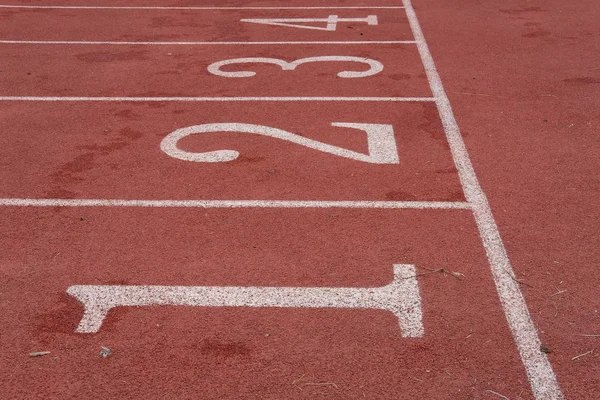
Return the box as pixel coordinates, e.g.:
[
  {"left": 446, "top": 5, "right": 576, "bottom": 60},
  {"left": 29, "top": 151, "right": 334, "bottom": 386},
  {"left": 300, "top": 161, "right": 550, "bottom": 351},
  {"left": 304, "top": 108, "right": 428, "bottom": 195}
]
[
  {"left": 161, "top": 122, "right": 399, "bottom": 164},
  {"left": 207, "top": 56, "right": 383, "bottom": 78}
]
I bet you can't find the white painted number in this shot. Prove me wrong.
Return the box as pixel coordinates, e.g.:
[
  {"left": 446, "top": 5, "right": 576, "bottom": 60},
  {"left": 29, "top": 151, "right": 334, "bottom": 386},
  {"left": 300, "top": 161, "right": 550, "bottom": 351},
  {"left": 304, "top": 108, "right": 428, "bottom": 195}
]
[
  {"left": 207, "top": 56, "right": 384, "bottom": 78},
  {"left": 161, "top": 122, "right": 399, "bottom": 164},
  {"left": 241, "top": 15, "right": 377, "bottom": 31},
  {"left": 67, "top": 264, "right": 423, "bottom": 337}
]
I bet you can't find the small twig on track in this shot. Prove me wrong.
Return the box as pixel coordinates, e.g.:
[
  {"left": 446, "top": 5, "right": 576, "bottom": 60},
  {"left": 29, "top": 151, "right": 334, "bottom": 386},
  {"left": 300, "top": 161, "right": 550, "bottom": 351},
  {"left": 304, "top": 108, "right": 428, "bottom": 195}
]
[
  {"left": 485, "top": 389, "right": 509, "bottom": 399},
  {"left": 300, "top": 382, "right": 339, "bottom": 390},
  {"left": 550, "top": 289, "right": 567, "bottom": 297},
  {"left": 416, "top": 266, "right": 465, "bottom": 280},
  {"left": 502, "top": 268, "right": 533, "bottom": 288},
  {"left": 572, "top": 349, "right": 594, "bottom": 361},
  {"left": 292, "top": 374, "right": 306, "bottom": 390}
]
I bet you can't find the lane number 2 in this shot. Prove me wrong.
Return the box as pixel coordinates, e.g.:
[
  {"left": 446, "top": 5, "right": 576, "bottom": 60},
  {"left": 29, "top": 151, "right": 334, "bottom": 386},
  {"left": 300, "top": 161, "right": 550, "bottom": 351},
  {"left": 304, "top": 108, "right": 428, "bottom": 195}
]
[
  {"left": 241, "top": 15, "right": 378, "bottom": 31},
  {"left": 207, "top": 56, "right": 383, "bottom": 78},
  {"left": 161, "top": 122, "right": 399, "bottom": 164}
]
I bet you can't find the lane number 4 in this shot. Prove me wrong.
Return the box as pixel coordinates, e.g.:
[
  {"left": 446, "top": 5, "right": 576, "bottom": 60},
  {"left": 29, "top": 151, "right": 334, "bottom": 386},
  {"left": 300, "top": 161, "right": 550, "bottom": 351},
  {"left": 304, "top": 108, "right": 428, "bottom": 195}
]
[{"left": 241, "top": 15, "right": 378, "bottom": 31}]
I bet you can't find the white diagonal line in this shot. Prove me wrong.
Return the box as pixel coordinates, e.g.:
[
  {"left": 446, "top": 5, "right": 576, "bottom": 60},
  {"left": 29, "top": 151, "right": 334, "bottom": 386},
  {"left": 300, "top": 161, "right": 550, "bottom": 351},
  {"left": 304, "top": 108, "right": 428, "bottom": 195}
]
[{"left": 402, "top": 0, "right": 563, "bottom": 398}]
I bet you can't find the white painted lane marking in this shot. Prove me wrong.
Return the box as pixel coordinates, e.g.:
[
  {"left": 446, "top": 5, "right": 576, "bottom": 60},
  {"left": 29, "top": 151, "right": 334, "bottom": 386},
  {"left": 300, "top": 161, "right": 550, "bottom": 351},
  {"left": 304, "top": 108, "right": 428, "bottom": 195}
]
[
  {"left": 207, "top": 56, "right": 384, "bottom": 78},
  {"left": 161, "top": 122, "right": 399, "bottom": 164},
  {"left": 0, "top": 40, "right": 416, "bottom": 45},
  {"left": 0, "top": 198, "right": 471, "bottom": 209},
  {"left": 67, "top": 264, "right": 423, "bottom": 337},
  {"left": 0, "top": 96, "right": 434, "bottom": 102},
  {"left": 402, "top": 0, "right": 563, "bottom": 398},
  {"left": 0, "top": 5, "right": 405, "bottom": 10},
  {"left": 241, "top": 15, "right": 377, "bottom": 31}
]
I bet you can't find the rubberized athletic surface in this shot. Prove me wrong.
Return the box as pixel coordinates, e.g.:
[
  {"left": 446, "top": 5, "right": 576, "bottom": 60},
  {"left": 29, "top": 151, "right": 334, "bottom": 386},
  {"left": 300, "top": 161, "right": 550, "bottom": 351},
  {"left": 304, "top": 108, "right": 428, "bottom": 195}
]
[{"left": 1, "top": 0, "right": 598, "bottom": 399}]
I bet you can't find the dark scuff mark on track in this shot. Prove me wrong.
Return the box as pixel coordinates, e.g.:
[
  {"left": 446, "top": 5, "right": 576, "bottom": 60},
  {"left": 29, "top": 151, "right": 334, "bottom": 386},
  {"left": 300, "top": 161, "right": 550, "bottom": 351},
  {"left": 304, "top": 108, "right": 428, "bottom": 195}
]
[
  {"left": 75, "top": 50, "right": 149, "bottom": 63},
  {"left": 45, "top": 127, "right": 144, "bottom": 199},
  {"left": 199, "top": 338, "right": 252, "bottom": 359},
  {"left": 32, "top": 293, "right": 82, "bottom": 339}
]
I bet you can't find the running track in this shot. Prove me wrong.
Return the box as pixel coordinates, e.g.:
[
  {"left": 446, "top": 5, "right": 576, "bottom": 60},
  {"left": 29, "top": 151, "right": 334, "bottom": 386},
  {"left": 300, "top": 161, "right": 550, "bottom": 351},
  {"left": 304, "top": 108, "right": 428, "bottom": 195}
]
[{"left": 0, "top": 0, "right": 598, "bottom": 399}]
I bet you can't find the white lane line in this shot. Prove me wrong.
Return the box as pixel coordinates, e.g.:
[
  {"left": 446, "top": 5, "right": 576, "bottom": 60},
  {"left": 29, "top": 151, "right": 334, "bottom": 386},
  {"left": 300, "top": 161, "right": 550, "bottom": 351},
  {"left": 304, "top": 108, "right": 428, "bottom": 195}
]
[
  {"left": 67, "top": 264, "right": 423, "bottom": 337},
  {"left": 402, "top": 0, "right": 563, "bottom": 398},
  {"left": 0, "top": 96, "right": 434, "bottom": 102},
  {"left": 0, "top": 40, "right": 416, "bottom": 45},
  {"left": 0, "top": 198, "right": 471, "bottom": 209},
  {"left": 0, "top": 5, "right": 405, "bottom": 10}
]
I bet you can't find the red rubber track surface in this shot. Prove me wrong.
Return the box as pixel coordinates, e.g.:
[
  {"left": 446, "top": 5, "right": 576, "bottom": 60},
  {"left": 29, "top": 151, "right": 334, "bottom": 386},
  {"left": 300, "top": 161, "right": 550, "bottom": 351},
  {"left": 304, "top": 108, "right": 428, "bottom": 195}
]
[
  {"left": 0, "top": 102, "right": 462, "bottom": 201},
  {"left": 0, "top": 8, "right": 411, "bottom": 41},
  {"left": 0, "top": 0, "right": 599, "bottom": 399},
  {"left": 419, "top": 0, "right": 600, "bottom": 398},
  {"left": 0, "top": 44, "right": 429, "bottom": 97},
  {"left": 3, "top": 208, "right": 529, "bottom": 399}
]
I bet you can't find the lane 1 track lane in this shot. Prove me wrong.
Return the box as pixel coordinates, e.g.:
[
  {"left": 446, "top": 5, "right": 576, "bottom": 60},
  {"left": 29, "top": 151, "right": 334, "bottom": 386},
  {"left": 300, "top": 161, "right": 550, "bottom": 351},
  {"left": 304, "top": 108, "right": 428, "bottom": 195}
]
[{"left": 0, "top": 206, "right": 532, "bottom": 399}]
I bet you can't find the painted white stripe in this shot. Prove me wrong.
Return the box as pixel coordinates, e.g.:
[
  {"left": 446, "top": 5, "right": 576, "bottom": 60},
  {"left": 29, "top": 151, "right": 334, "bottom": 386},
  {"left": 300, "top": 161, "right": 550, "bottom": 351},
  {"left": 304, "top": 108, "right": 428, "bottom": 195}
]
[
  {"left": 0, "top": 198, "right": 470, "bottom": 209},
  {"left": 67, "top": 264, "right": 423, "bottom": 337},
  {"left": 0, "top": 40, "right": 415, "bottom": 46},
  {"left": 0, "top": 96, "right": 434, "bottom": 102},
  {"left": 0, "top": 5, "right": 405, "bottom": 10},
  {"left": 402, "top": 0, "right": 563, "bottom": 398}
]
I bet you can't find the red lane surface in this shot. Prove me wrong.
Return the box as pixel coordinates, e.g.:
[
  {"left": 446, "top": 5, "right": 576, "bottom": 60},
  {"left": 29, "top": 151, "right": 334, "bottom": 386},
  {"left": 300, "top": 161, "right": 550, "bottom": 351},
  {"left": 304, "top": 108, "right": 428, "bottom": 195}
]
[
  {"left": 415, "top": 0, "right": 600, "bottom": 397},
  {"left": 2, "top": 0, "right": 599, "bottom": 398},
  {"left": 0, "top": 102, "right": 463, "bottom": 201},
  {"left": 0, "top": 44, "right": 430, "bottom": 97},
  {"left": 1, "top": 207, "right": 531, "bottom": 399},
  {"left": 0, "top": 8, "right": 410, "bottom": 42}
]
